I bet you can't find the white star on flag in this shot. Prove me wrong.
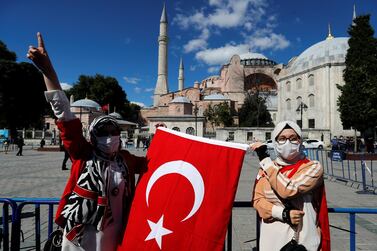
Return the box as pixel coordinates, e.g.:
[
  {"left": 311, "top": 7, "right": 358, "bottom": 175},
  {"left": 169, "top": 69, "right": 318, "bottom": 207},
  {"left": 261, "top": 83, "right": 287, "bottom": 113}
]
[{"left": 145, "top": 215, "right": 173, "bottom": 249}]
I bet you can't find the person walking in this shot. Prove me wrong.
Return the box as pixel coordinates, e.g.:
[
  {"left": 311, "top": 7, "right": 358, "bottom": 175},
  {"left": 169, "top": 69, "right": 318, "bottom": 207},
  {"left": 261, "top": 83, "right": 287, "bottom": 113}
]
[
  {"left": 16, "top": 136, "right": 24, "bottom": 156},
  {"left": 61, "top": 145, "right": 70, "bottom": 170},
  {"left": 251, "top": 121, "right": 330, "bottom": 251},
  {"left": 4, "top": 138, "right": 10, "bottom": 154},
  {"left": 28, "top": 32, "right": 148, "bottom": 251}
]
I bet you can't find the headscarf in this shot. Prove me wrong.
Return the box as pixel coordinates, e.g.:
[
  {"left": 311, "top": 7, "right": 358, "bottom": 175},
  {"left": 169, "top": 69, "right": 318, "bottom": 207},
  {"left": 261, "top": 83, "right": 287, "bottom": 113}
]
[
  {"left": 272, "top": 120, "right": 305, "bottom": 166},
  {"left": 89, "top": 115, "right": 121, "bottom": 159}
]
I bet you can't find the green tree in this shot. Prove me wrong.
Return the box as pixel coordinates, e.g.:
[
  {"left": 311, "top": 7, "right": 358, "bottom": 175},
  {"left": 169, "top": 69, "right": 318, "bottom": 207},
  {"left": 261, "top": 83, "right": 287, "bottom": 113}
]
[
  {"left": 238, "top": 92, "right": 273, "bottom": 127},
  {"left": 0, "top": 40, "right": 17, "bottom": 61},
  {"left": 337, "top": 15, "right": 377, "bottom": 139},
  {"left": 203, "top": 102, "right": 234, "bottom": 129},
  {"left": 66, "top": 74, "right": 137, "bottom": 121},
  {"left": 0, "top": 41, "right": 48, "bottom": 137}
]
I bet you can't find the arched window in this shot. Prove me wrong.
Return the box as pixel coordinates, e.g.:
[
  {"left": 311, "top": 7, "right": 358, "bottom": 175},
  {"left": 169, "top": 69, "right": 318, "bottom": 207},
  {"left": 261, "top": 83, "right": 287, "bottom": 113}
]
[
  {"left": 308, "top": 74, "right": 314, "bottom": 86},
  {"left": 286, "top": 81, "right": 291, "bottom": 92},
  {"left": 186, "top": 127, "right": 195, "bottom": 135},
  {"left": 172, "top": 127, "right": 180, "bottom": 132},
  {"left": 296, "top": 96, "right": 302, "bottom": 108},
  {"left": 308, "top": 94, "right": 315, "bottom": 107},
  {"left": 286, "top": 98, "right": 291, "bottom": 110},
  {"left": 296, "top": 78, "right": 302, "bottom": 89}
]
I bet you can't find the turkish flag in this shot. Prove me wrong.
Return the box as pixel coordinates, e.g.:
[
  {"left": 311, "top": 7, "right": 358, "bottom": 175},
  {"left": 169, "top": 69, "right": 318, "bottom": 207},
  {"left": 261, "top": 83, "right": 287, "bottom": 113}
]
[{"left": 118, "top": 127, "right": 248, "bottom": 251}]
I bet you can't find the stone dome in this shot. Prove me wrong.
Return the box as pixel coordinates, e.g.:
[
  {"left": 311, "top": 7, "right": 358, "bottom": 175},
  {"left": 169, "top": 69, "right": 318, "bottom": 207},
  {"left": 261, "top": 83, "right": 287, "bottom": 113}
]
[
  {"left": 203, "top": 93, "right": 229, "bottom": 101},
  {"left": 288, "top": 37, "right": 349, "bottom": 74},
  {"left": 71, "top": 98, "right": 101, "bottom": 109},
  {"left": 169, "top": 96, "right": 192, "bottom": 104},
  {"left": 239, "top": 52, "right": 277, "bottom": 66},
  {"left": 109, "top": 112, "right": 123, "bottom": 119}
]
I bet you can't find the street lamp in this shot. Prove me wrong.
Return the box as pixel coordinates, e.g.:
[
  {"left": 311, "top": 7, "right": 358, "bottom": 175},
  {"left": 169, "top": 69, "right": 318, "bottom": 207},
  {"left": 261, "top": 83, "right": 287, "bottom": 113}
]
[
  {"left": 296, "top": 101, "right": 308, "bottom": 129},
  {"left": 193, "top": 104, "right": 199, "bottom": 136}
]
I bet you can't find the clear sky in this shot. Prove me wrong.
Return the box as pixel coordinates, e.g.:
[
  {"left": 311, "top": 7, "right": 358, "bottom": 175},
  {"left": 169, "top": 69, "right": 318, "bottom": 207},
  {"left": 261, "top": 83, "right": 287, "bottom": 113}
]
[{"left": 1, "top": 0, "right": 376, "bottom": 107}]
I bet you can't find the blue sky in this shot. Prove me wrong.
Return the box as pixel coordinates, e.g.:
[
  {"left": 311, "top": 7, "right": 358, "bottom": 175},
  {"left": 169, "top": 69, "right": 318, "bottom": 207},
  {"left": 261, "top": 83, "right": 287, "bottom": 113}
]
[{"left": 1, "top": 0, "right": 376, "bottom": 107}]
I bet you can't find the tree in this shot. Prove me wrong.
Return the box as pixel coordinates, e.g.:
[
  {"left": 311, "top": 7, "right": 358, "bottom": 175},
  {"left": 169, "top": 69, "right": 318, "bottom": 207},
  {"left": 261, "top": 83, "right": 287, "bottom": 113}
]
[
  {"left": 337, "top": 15, "right": 377, "bottom": 140},
  {"left": 238, "top": 92, "right": 273, "bottom": 127},
  {"left": 66, "top": 74, "right": 137, "bottom": 121},
  {"left": 203, "top": 102, "right": 234, "bottom": 129},
  {"left": 0, "top": 40, "right": 17, "bottom": 62},
  {"left": 0, "top": 42, "right": 48, "bottom": 137}
]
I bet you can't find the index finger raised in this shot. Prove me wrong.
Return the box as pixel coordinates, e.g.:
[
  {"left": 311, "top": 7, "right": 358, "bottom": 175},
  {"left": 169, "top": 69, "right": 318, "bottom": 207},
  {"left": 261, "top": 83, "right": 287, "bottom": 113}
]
[{"left": 37, "top": 32, "right": 45, "bottom": 48}]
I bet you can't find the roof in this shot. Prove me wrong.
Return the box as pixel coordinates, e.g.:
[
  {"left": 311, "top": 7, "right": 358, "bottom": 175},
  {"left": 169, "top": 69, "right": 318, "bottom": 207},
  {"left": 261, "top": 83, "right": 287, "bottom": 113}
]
[
  {"left": 239, "top": 52, "right": 268, "bottom": 60},
  {"left": 203, "top": 93, "right": 229, "bottom": 101},
  {"left": 170, "top": 96, "right": 192, "bottom": 104},
  {"left": 109, "top": 112, "right": 123, "bottom": 119},
  {"left": 71, "top": 98, "right": 101, "bottom": 109},
  {"left": 288, "top": 37, "right": 349, "bottom": 74}
]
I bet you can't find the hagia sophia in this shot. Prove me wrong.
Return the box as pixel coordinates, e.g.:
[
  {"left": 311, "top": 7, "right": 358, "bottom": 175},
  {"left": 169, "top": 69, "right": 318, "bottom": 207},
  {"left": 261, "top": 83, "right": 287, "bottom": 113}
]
[{"left": 138, "top": 4, "right": 357, "bottom": 145}]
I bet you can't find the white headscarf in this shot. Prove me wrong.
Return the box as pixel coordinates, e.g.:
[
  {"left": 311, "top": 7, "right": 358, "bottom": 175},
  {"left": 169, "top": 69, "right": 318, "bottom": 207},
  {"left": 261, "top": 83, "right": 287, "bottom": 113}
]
[{"left": 272, "top": 121, "right": 305, "bottom": 166}]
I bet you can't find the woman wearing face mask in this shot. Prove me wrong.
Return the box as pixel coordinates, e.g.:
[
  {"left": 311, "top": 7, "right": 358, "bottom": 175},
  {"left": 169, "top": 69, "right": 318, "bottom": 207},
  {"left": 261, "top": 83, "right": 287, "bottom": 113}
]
[
  {"left": 251, "top": 121, "right": 330, "bottom": 251},
  {"left": 27, "top": 33, "right": 147, "bottom": 250}
]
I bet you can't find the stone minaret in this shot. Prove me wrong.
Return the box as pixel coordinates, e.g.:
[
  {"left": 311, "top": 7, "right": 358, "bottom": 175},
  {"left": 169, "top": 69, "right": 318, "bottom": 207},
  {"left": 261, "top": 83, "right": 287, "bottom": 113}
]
[
  {"left": 352, "top": 4, "right": 357, "bottom": 25},
  {"left": 153, "top": 3, "right": 169, "bottom": 107},
  {"left": 178, "top": 57, "right": 184, "bottom": 91}
]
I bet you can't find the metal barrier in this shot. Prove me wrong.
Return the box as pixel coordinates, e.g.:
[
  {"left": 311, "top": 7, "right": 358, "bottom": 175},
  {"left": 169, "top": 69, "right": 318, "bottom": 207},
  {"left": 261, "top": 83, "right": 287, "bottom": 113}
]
[
  {"left": 1, "top": 198, "right": 377, "bottom": 250},
  {"left": 9, "top": 198, "right": 59, "bottom": 251},
  {"left": 306, "top": 149, "right": 376, "bottom": 191},
  {"left": 0, "top": 199, "right": 17, "bottom": 251}
]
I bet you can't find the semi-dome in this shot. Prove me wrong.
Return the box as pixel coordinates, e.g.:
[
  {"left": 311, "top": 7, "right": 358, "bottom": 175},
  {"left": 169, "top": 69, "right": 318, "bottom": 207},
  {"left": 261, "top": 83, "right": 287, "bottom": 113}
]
[
  {"left": 239, "top": 52, "right": 277, "bottom": 66},
  {"left": 71, "top": 98, "right": 101, "bottom": 109},
  {"left": 170, "top": 96, "right": 192, "bottom": 104},
  {"left": 288, "top": 37, "right": 349, "bottom": 74},
  {"left": 203, "top": 93, "right": 229, "bottom": 101},
  {"left": 109, "top": 112, "right": 123, "bottom": 119}
]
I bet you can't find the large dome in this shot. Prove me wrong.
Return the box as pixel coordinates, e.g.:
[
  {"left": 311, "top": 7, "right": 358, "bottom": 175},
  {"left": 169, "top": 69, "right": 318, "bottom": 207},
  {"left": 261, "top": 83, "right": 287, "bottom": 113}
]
[
  {"left": 239, "top": 52, "right": 277, "bottom": 66},
  {"left": 239, "top": 52, "right": 268, "bottom": 60},
  {"left": 288, "top": 37, "right": 349, "bottom": 74}
]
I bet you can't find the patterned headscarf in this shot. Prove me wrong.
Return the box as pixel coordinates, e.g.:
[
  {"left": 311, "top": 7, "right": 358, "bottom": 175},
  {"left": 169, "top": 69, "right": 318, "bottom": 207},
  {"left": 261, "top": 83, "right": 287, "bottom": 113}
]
[{"left": 89, "top": 115, "right": 121, "bottom": 143}]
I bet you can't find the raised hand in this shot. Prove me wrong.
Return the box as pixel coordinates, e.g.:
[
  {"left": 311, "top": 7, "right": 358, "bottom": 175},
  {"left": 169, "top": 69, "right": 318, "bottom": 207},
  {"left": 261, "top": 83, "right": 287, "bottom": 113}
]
[
  {"left": 27, "top": 32, "right": 52, "bottom": 74},
  {"left": 27, "top": 32, "right": 61, "bottom": 90}
]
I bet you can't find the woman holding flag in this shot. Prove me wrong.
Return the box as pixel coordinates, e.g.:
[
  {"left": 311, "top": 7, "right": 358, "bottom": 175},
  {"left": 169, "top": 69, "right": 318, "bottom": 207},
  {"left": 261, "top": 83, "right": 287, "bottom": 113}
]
[
  {"left": 251, "top": 121, "right": 330, "bottom": 251},
  {"left": 27, "top": 32, "right": 147, "bottom": 251}
]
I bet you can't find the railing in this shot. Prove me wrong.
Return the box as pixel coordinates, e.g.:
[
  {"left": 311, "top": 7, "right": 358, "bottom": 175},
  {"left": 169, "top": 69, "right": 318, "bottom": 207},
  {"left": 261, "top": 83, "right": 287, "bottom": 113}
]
[
  {"left": 1, "top": 198, "right": 376, "bottom": 251},
  {"left": 306, "top": 149, "right": 376, "bottom": 191}
]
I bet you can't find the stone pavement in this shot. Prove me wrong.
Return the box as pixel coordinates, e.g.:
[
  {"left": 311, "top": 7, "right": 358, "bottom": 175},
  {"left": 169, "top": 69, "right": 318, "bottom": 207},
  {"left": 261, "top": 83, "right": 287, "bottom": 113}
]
[{"left": 0, "top": 147, "right": 376, "bottom": 250}]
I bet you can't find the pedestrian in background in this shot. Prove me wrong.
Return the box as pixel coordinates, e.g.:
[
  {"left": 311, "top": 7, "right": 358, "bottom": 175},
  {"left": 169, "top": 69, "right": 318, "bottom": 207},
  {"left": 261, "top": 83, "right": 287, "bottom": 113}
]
[{"left": 16, "top": 136, "right": 24, "bottom": 156}]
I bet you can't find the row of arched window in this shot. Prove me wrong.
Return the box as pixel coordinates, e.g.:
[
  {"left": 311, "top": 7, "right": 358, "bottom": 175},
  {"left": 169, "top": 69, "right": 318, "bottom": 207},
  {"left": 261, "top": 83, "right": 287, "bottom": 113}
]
[
  {"left": 172, "top": 126, "right": 195, "bottom": 135},
  {"left": 285, "top": 94, "right": 315, "bottom": 110},
  {"left": 285, "top": 74, "right": 314, "bottom": 91}
]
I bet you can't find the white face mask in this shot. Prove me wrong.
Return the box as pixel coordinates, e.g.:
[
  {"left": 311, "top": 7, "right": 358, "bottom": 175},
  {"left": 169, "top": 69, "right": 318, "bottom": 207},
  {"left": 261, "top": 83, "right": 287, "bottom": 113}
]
[
  {"left": 96, "top": 136, "right": 120, "bottom": 155},
  {"left": 275, "top": 141, "right": 301, "bottom": 161}
]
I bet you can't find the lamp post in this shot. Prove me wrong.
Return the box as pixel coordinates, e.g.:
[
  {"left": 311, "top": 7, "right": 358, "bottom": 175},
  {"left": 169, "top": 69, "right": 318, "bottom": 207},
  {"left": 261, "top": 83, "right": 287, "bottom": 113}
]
[
  {"left": 296, "top": 101, "right": 308, "bottom": 129},
  {"left": 193, "top": 104, "right": 199, "bottom": 136}
]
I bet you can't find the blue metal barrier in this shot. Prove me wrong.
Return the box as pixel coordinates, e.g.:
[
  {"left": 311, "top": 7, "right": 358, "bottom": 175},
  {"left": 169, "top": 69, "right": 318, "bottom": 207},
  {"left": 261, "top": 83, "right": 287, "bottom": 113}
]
[
  {"left": 307, "top": 149, "right": 376, "bottom": 191},
  {"left": 9, "top": 198, "right": 59, "bottom": 251},
  {"left": 0, "top": 199, "right": 17, "bottom": 251},
  {"left": 1, "top": 198, "right": 377, "bottom": 250}
]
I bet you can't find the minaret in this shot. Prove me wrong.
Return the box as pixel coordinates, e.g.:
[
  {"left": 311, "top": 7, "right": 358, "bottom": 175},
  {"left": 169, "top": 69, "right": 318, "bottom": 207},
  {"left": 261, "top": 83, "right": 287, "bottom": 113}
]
[
  {"left": 326, "top": 23, "right": 334, "bottom": 40},
  {"left": 178, "top": 57, "right": 184, "bottom": 91},
  {"left": 352, "top": 4, "right": 357, "bottom": 25},
  {"left": 153, "top": 2, "right": 169, "bottom": 107}
]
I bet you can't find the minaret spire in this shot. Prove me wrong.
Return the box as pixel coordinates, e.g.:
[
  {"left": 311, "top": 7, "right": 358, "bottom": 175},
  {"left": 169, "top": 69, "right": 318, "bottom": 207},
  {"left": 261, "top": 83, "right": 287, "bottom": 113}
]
[
  {"left": 352, "top": 4, "right": 357, "bottom": 25},
  {"left": 154, "top": 2, "right": 169, "bottom": 107},
  {"left": 178, "top": 57, "right": 184, "bottom": 91},
  {"left": 326, "top": 23, "right": 334, "bottom": 40}
]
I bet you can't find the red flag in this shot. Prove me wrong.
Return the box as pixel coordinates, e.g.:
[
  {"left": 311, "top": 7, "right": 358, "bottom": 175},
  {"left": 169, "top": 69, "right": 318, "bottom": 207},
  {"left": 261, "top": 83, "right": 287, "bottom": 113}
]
[
  {"left": 118, "top": 127, "right": 248, "bottom": 251},
  {"left": 101, "top": 103, "right": 109, "bottom": 112}
]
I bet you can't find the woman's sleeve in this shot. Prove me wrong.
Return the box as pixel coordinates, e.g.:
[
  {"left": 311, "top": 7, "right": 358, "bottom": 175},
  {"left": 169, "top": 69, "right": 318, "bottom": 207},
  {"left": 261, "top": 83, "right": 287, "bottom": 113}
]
[
  {"left": 260, "top": 158, "right": 324, "bottom": 199},
  {"left": 44, "top": 90, "right": 76, "bottom": 121},
  {"left": 123, "top": 151, "right": 148, "bottom": 174},
  {"left": 252, "top": 170, "right": 284, "bottom": 221}
]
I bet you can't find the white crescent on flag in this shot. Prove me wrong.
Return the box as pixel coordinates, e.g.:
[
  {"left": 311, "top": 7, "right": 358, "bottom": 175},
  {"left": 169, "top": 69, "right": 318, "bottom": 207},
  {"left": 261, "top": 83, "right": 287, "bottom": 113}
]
[{"left": 146, "top": 160, "right": 205, "bottom": 221}]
